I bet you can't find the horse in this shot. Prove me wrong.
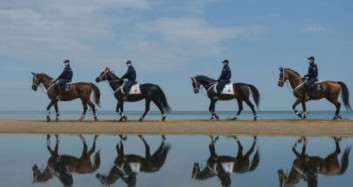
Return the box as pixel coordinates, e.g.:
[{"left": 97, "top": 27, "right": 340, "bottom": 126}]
[
  {"left": 33, "top": 134, "right": 100, "bottom": 186},
  {"left": 96, "top": 135, "right": 170, "bottom": 187},
  {"left": 190, "top": 75, "right": 260, "bottom": 120},
  {"left": 277, "top": 68, "right": 351, "bottom": 119},
  {"left": 31, "top": 72, "right": 101, "bottom": 122},
  {"left": 278, "top": 137, "right": 351, "bottom": 187},
  {"left": 95, "top": 68, "right": 170, "bottom": 122},
  {"left": 192, "top": 136, "right": 260, "bottom": 187}
]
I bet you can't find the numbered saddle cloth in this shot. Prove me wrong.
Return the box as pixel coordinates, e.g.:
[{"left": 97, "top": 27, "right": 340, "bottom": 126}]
[
  {"left": 212, "top": 162, "right": 234, "bottom": 174},
  {"left": 120, "top": 83, "right": 141, "bottom": 95},
  {"left": 62, "top": 83, "right": 72, "bottom": 93},
  {"left": 213, "top": 83, "right": 234, "bottom": 95},
  {"left": 129, "top": 162, "right": 141, "bottom": 173},
  {"left": 309, "top": 81, "right": 324, "bottom": 92}
]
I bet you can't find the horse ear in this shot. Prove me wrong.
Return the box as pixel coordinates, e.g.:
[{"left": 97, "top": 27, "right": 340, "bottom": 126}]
[
  {"left": 279, "top": 67, "right": 283, "bottom": 71},
  {"left": 31, "top": 72, "right": 35, "bottom": 76},
  {"left": 190, "top": 77, "right": 195, "bottom": 82}
]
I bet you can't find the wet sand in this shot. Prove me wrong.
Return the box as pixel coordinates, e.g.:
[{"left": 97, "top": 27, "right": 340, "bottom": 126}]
[{"left": 0, "top": 119, "right": 352, "bottom": 137}]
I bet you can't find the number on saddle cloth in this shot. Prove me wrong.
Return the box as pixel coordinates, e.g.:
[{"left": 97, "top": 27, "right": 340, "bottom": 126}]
[
  {"left": 213, "top": 82, "right": 234, "bottom": 95},
  {"left": 309, "top": 81, "right": 324, "bottom": 92},
  {"left": 59, "top": 83, "right": 72, "bottom": 93}
]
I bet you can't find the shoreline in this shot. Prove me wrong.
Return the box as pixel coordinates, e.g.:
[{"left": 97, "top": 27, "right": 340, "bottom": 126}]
[{"left": 0, "top": 119, "right": 352, "bottom": 137}]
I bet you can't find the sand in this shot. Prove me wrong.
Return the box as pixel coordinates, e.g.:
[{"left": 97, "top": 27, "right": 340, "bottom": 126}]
[{"left": 0, "top": 119, "right": 352, "bottom": 137}]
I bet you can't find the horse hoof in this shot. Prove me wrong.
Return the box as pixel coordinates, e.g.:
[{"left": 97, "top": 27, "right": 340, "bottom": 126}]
[
  {"left": 162, "top": 116, "right": 166, "bottom": 121},
  {"left": 139, "top": 118, "right": 143, "bottom": 122},
  {"left": 215, "top": 115, "right": 219, "bottom": 120},
  {"left": 336, "top": 114, "right": 342, "bottom": 119},
  {"left": 254, "top": 117, "right": 257, "bottom": 121},
  {"left": 297, "top": 113, "right": 302, "bottom": 118},
  {"left": 94, "top": 118, "right": 98, "bottom": 122},
  {"left": 55, "top": 118, "right": 59, "bottom": 122},
  {"left": 79, "top": 118, "right": 84, "bottom": 122},
  {"left": 47, "top": 118, "right": 51, "bottom": 122},
  {"left": 233, "top": 117, "right": 238, "bottom": 120}
]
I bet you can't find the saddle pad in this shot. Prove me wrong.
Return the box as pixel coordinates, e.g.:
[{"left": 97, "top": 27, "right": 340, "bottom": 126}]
[
  {"left": 213, "top": 83, "right": 234, "bottom": 95},
  {"left": 63, "top": 84, "right": 72, "bottom": 93},
  {"left": 129, "top": 84, "right": 141, "bottom": 95},
  {"left": 310, "top": 82, "right": 324, "bottom": 92},
  {"left": 213, "top": 162, "right": 234, "bottom": 174},
  {"left": 129, "top": 162, "right": 141, "bottom": 173}
]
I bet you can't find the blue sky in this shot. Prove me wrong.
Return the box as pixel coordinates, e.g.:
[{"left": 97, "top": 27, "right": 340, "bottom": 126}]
[{"left": 0, "top": 0, "right": 352, "bottom": 112}]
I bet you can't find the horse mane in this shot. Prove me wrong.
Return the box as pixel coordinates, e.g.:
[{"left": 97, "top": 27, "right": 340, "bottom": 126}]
[
  {"left": 195, "top": 75, "right": 216, "bottom": 82},
  {"left": 284, "top": 68, "right": 301, "bottom": 77},
  {"left": 108, "top": 71, "right": 121, "bottom": 80},
  {"left": 38, "top": 73, "right": 54, "bottom": 80}
]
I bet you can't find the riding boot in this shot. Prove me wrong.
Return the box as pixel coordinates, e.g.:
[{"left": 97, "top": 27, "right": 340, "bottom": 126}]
[
  {"left": 57, "top": 87, "right": 62, "bottom": 100},
  {"left": 214, "top": 92, "right": 221, "bottom": 100},
  {"left": 123, "top": 92, "right": 129, "bottom": 101},
  {"left": 305, "top": 92, "right": 311, "bottom": 102}
]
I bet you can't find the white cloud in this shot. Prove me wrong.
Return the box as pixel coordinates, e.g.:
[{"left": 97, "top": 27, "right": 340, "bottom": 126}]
[{"left": 301, "top": 26, "right": 327, "bottom": 34}]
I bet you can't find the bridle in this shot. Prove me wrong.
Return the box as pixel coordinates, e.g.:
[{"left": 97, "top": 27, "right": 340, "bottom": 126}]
[
  {"left": 32, "top": 74, "right": 57, "bottom": 93},
  {"left": 278, "top": 69, "right": 288, "bottom": 84}
]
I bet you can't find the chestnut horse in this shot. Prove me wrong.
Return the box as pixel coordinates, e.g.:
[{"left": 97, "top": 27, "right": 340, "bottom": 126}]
[
  {"left": 31, "top": 73, "right": 101, "bottom": 121},
  {"left": 278, "top": 68, "right": 351, "bottom": 119},
  {"left": 278, "top": 137, "right": 351, "bottom": 187},
  {"left": 191, "top": 75, "right": 260, "bottom": 120}
]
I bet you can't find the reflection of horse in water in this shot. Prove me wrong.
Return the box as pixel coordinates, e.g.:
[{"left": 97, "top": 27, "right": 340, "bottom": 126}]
[
  {"left": 278, "top": 137, "right": 351, "bottom": 187},
  {"left": 96, "top": 135, "right": 171, "bottom": 187},
  {"left": 32, "top": 134, "right": 100, "bottom": 187},
  {"left": 192, "top": 136, "right": 260, "bottom": 187}
]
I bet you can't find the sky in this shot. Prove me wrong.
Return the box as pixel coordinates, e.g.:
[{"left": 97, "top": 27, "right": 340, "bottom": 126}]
[{"left": 0, "top": 0, "right": 352, "bottom": 112}]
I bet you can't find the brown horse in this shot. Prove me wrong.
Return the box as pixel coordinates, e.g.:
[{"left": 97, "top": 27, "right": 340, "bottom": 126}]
[
  {"left": 278, "top": 137, "right": 351, "bottom": 187},
  {"left": 96, "top": 135, "right": 170, "bottom": 187},
  {"left": 33, "top": 134, "right": 101, "bottom": 186},
  {"left": 31, "top": 73, "right": 101, "bottom": 122},
  {"left": 277, "top": 68, "right": 351, "bottom": 119},
  {"left": 191, "top": 75, "right": 260, "bottom": 120},
  {"left": 192, "top": 136, "right": 260, "bottom": 187}
]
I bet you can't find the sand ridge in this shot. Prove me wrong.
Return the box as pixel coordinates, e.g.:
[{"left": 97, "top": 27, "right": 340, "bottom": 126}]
[{"left": 0, "top": 119, "right": 352, "bottom": 137}]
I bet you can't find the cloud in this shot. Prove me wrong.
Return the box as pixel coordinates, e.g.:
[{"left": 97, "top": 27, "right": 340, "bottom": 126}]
[
  {"left": 137, "top": 17, "right": 266, "bottom": 56},
  {"left": 300, "top": 26, "right": 327, "bottom": 34}
]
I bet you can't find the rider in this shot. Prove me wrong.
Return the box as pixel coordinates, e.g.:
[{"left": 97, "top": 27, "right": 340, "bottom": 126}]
[
  {"left": 215, "top": 59, "right": 231, "bottom": 100},
  {"left": 303, "top": 56, "right": 318, "bottom": 101},
  {"left": 54, "top": 59, "right": 73, "bottom": 99},
  {"left": 121, "top": 60, "right": 136, "bottom": 101}
]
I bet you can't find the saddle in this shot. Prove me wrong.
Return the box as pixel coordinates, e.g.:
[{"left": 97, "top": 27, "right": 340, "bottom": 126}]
[
  {"left": 119, "top": 82, "right": 141, "bottom": 95},
  {"left": 55, "top": 82, "right": 72, "bottom": 94},
  {"left": 213, "top": 82, "right": 234, "bottom": 95},
  {"left": 309, "top": 81, "right": 324, "bottom": 92}
]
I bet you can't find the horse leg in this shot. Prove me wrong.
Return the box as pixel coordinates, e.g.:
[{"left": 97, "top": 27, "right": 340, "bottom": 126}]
[
  {"left": 79, "top": 134, "right": 88, "bottom": 156},
  {"left": 209, "top": 99, "right": 219, "bottom": 120},
  {"left": 233, "top": 99, "right": 243, "bottom": 120},
  {"left": 139, "top": 99, "right": 151, "bottom": 122},
  {"left": 245, "top": 136, "right": 257, "bottom": 157},
  {"left": 46, "top": 100, "right": 55, "bottom": 122},
  {"left": 87, "top": 100, "right": 98, "bottom": 122},
  {"left": 118, "top": 101, "right": 127, "bottom": 122},
  {"left": 292, "top": 99, "right": 303, "bottom": 118},
  {"left": 139, "top": 135, "right": 151, "bottom": 159},
  {"left": 88, "top": 135, "right": 99, "bottom": 155},
  {"left": 301, "top": 101, "right": 307, "bottom": 119},
  {"left": 233, "top": 136, "right": 244, "bottom": 158},
  {"left": 244, "top": 99, "right": 257, "bottom": 121},
  {"left": 53, "top": 101, "right": 60, "bottom": 122},
  {"left": 79, "top": 99, "right": 88, "bottom": 121},
  {"left": 153, "top": 99, "right": 166, "bottom": 121},
  {"left": 327, "top": 97, "right": 342, "bottom": 120}
]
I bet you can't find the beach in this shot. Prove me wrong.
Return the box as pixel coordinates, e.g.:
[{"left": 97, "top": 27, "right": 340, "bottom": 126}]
[{"left": 0, "top": 119, "right": 352, "bottom": 137}]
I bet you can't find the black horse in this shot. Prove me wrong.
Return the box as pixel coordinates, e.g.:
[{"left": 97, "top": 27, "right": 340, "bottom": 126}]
[
  {"left": 96, "top": 68, "right": 170, "bottom": 122},
  {"left": 191, "top": 75, "right": 260, "bottom": 120}
]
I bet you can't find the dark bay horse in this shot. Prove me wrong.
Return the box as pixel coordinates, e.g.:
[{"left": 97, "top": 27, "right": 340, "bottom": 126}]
[
  {"left": 31, "top": 73, "right": 101, "bottom": 122},
  {"left": 191, "top": 75, "right": 260, "bottom": 120},
  {"left": 96, "top": 135, "right": 170, "bottom": 187},
  {"left": 33, "top": 134, "right": 101, "bottom": 186},
  {"left": 278, "top": 137, "right": 351, "bottom": 187},
  {"left": 192, "top": 136, "right": 260, "bottom": 187},
  {"left": 278, "top": 68, "right": 351, "bottom": 119},
  {"left": 95, "top": 68, "right": 170, "bottom": 122}
]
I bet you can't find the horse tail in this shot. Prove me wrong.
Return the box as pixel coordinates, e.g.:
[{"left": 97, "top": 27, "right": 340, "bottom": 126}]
[
  {"left": 91, "top": 83, "right": 101, "bottom": 107},
  {"left": 338, "top": 82, "right": 352, "bottom": 111},
  {"left": 92, "top": 150, "right": 101, "bottom": 172},
  {"left": 248, "top": 84, "right": 260, "bottom": 109},
  {"left": 249, "top": 148, "right": 260, "bottom": 171},
  {"left": 339, "top": 147, "right": 351, "bottom": 175},
  {"left": 155, "top": 86, "right": 171, "bottom": 112}
]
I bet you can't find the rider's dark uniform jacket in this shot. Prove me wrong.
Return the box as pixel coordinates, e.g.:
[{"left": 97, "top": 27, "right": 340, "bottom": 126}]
[
  {"left": 304, "top": 63, "right": 318, "bottom": 79},
  {"left": 121, "top": 66, "right": 136, "bottom": 81},
  {"left": 218, "top": 65, "right": 231, "bottom": 82},
  {"left": 57, "top": 65, "right": 73, "bottom": 81}
]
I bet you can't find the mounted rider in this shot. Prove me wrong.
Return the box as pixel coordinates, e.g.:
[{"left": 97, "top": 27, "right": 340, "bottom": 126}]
[
  {"left": 303, "top": 56, "right": 318, "bottom": 100},
  {"left": 54, "top": 59, "right": 73, "bottom": 99},
  {"left": 215, "top": 59, "right": 231, "bottom": 100},
  {"left": 121, "top": 60, "right": 137, "bottom": 101}
]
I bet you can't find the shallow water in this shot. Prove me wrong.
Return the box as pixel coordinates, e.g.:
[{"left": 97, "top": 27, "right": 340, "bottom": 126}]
[
  {"left": 0, "top": 110, "right": 352, "bottom": 120},
  {"left": 0, "top": 134, "right": 352, "bottom": 187}
]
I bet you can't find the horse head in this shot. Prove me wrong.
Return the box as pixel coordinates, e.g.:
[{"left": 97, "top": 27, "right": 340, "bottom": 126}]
[
  {"left": 191, "top": 163, "right": 200, "bottom": 179},
  {"left": 190, "top": 77, "right": 200, "bottom": 93},
  {"left": 277, "top": 67, "right": 286, "bottom": 87},
  {"left": 31, "top": 72, "right": 39, "bottom": 91},
  {"left": 96, "top": 67, "right": 110, "bottom": 83}
]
